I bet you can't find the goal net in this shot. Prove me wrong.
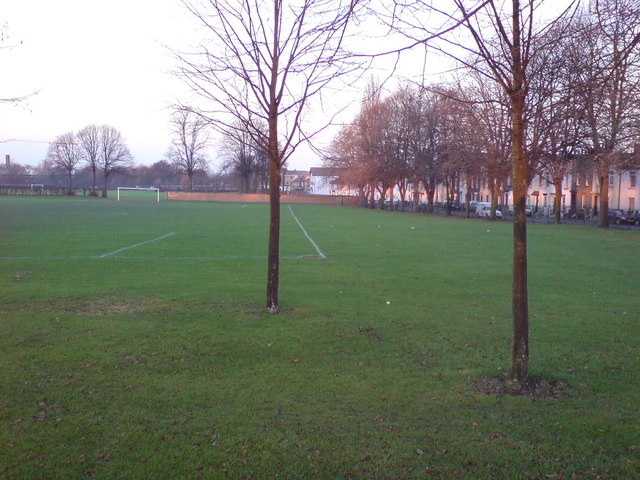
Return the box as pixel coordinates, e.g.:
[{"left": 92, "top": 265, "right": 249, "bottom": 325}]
[{"left": 117, "top": 187, "right": 161, "bottom": 202}]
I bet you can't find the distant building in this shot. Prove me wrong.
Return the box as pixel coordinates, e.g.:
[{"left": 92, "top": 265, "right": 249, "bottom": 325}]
[
  {"left": 282, "top": 169, "right": 310, "bottom": 193},
  {"left": 309, "top": 167, "right": 354, "bottom": 195}
]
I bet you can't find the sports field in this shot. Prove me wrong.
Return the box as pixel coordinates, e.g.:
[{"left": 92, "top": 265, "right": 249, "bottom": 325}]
[{"left": 1, "top": 194, "right": 639, "bottom": 479}]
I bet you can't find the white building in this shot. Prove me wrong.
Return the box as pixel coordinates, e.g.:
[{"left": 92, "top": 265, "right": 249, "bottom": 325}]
[{"left": 309, "top": 167, "right": 355, "bottom": 196}]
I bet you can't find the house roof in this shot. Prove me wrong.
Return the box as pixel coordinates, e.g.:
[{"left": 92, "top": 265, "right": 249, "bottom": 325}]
[{"left": 309, "top": 167, "right": 345, "bottom": 177}]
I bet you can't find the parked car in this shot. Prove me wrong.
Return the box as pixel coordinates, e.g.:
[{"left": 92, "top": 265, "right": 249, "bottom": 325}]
[
  {"left": 607, "top": 209, "right": 631, "bottom": 224},
  {"left": 476, "top": 202, "right": 503, "bottom": 219},
  {"left": 443, "top": 200, "right": 464, "bottom": 211},
  {"left": 631, "top": 212, "right": 640, "bottom": 225}
]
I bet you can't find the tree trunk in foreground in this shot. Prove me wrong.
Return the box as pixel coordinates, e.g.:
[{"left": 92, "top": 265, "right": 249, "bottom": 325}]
[
  {"left": 509, "top": 0, "right": 529, "bottom": 389},
  {"left": 598, "top": 175, "right": 609, "bottom": 228},
  {"left": 266, "top": 157, "right": 281, "bottom": 313},
  {"left": 553, "top": 178, "right": 563, "bottom": 224},
  {"left": 102, "top": 174, "right": 108, "bottom": 198}
]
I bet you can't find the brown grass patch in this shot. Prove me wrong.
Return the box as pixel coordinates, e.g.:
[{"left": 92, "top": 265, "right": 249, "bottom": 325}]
[
  {"left": 64, "top": 296, "right": 150, "bottom": 316},
  {"left": 474, "top": 375, "right": 570, "bottom": 399}
]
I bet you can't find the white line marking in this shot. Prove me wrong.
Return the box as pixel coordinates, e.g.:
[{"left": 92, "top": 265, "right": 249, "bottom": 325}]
[
  {"left": 288, "top": 205, "right": 327, "bottom": 259},
  {"left": 99, "top": 232, "right": 176, "bottom": 258},
  {"left": 0, "top": 254, "right": 323, "bottom": 261}
]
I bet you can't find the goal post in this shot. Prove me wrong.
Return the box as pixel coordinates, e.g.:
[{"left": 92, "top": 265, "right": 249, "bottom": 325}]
[{"left": 117, "top": 187, "right": 161, "bottom": 202}]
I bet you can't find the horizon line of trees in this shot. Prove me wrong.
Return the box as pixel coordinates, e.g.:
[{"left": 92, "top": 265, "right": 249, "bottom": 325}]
[{"left": 326, "top": 1, "right": 640, "bottom": 229}]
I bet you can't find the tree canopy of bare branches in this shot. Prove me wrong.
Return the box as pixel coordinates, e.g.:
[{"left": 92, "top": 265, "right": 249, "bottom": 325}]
[
  {"left": 45, "top": 132, "right": 80, "bottom": 192},
  {"left": 166, "top": 107, "right": 210, "bottom": 191},
  {"left": 219, "top": 120, "right": 268, "bottom": 194},
  {"left": 98, "top": 125, "right": 133, "bottom": 198},
  {"left": 77, "top": 124, "right": 102, "bottom": 195},
  {"left": 574, "top": 0, "right": 640, "bottom": 227}
]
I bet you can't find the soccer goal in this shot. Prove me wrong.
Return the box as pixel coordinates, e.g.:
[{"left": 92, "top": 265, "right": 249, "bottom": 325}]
[{"left": 117, "top": 187, "right": 161, "bottom": 202}]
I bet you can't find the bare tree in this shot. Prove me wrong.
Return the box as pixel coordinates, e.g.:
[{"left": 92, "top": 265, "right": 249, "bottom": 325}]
[
  {"left": 460, "top": 74, "right": 512, "bottom": 220},
  {"left": 573, "top": 0, "right": 640, "bottom": 227},
  {"left": 167, "top": 107, "right": 210, "bottom": 191},
  {"left": 219, "top": 119, "right": 269, "bottom": 194},
  {"left": 77, "top": 124, "right": 101, "bottom": 195},
  {"left": 177, "top": 0, "right": 365, "bottom": 313},
  {"left": 326, "top": 121, "right": 370, "bottom": 206},
  {"left": 45, "top": 132, "right": 80, "bottom": 193},
  {"left": 526, "top": 20, "right": 587, "bottom": 224},
  {"left": 389, "top": 0, "right": 577, "bottom": 389},
  {"left": 411, "top": 88, "right": 447, "bottom": 214},
  {"left": 98, "top": 125, "right": 133, "bottom": 198}
]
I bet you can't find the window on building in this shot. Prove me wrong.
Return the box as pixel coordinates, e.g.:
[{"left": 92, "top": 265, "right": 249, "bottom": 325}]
[
  {"left": 609, "top": 172, "right": 615, "bottom": 186},
  {"left": 630, "top": 197, "right": 635, "bottom": 212},
  {"left": 631, "top": 171, "right": 637, "bottom": 188}
]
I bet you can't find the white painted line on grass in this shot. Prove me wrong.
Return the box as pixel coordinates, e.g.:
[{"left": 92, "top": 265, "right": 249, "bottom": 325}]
[
  {"left": 99, "top": 232, "right": 176, "bottom": 258},
  {"left": 288, "top": 205, "right": 327, "bottom": 259},
  {"left": 0, "top": 254, "right": 323, "bottom": 261}
]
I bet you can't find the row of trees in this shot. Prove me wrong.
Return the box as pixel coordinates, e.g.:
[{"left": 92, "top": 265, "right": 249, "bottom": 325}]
[
  {"left": 45, "top": 111, "right": 214, "bottom": 197},
  {"left": 40, "top": 107, "right": 271, "bottom": 195},
  {"left": 19, "top": 158, "right": 212, "bottom": 191},
  {"left": 45, "top": 125, "right": 132, "bottom": 197},
  {"left": 328, "top": 1, "right": 640, "bottom": 229}
]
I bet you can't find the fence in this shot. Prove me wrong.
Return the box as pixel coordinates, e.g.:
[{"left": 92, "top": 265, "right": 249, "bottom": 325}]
[{"left": 0, "top": 185, "right": 98, "bottom": 196}]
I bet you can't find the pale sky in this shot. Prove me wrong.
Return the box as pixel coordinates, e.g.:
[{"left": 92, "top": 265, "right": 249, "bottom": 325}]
[
  {"left": 1, "top": 0, "right": 204, "bottom": 168},
  {"left": 1, "top": 0, "right": 574, "bottom": 172},
  {"left": 1, "top": 0, "right": 444, "bottom": 172}
]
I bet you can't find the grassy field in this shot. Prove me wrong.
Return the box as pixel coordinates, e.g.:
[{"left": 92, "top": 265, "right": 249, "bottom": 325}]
[{"left": 1, "top": 194, "right": 638, "bottom": 479}]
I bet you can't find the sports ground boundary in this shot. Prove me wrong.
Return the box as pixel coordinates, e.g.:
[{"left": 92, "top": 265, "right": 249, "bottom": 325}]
[{"left": 165, "top": 191, "right": 359, "bottom": 206}]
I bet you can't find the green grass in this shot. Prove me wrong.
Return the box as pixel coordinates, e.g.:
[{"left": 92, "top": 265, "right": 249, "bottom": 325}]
[{"left": 1, "top": 195, "right": 638, "bottom": 479}]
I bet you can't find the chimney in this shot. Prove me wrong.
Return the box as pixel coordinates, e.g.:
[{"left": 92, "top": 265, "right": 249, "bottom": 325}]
[{"left": 5, "top": 155, "right": 9, "bottom": 169}]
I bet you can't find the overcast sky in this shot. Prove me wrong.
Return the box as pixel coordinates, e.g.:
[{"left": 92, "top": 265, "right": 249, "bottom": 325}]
[
  {"left": 1, "top": 1, "right": 572, "bottom": 172},
  {"left": 1, "top": 0, "right": 202, "bottom": 168}
]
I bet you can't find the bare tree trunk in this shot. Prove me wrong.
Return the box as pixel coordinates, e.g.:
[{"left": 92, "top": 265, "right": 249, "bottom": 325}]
[
  {"left": 553, "top": 177, "right": 563, "bottom": 224},
  {"left": 490, "top": 177, "right": 501, "bottom": 220},
  {"left": 266, "top": 10, "right": 281, "bottom": 313},
  {"left": 509, "top": 0, "right": 529, "bottom": 389},
  {"left": 445, "top": 178, "right": 452, "bottom": 216},
  {"left": 359, "top": 186, "right": 367, "bottom": 207},
  {"left": 399, "top": 187, "right": 406, "bottom": 212},
  {"left": 464, "top": 172, "right": 472, "bottom": 218},
  {"left": 102, "top": 174, "right": 108, "bottom": 198},
  {"left": 426, "top": 188, "right": 435, "bottom": 213},
  {"left": 266, "top": 157, "right": 281, "bottom": 313},
  {"left": 378, "top": 185, "right": 388, "bottom": 209},
  {"left": 598, "top": 175, "right": 609, "bottom": 228},
  {"left": 412, "top": 178, "right": 420, "bottom": 212}
]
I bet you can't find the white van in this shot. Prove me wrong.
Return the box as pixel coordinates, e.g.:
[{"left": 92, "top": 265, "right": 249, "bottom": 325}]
[{"left": 476, "top": 202, "right": 503, "bottom": 219}]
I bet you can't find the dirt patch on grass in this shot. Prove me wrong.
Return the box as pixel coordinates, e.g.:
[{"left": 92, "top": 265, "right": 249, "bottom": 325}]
[
  {"left": 474, "top": 376, "right": 570, "bottom": 399},
  {"left": 64, "top": 296, "right": 150, "bottom": 316}
]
